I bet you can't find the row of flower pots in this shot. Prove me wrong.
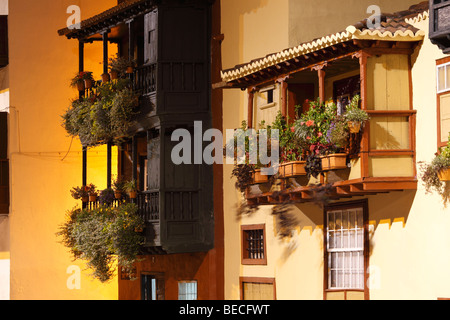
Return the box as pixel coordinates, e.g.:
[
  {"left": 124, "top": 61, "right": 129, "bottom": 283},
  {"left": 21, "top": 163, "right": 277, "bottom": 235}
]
[{"left": 252, "top": 153, "right": 348, "bottom": 184}]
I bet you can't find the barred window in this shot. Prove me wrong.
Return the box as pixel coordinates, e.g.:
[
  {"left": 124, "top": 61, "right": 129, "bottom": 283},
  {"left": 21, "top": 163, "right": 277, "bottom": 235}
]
[
  {"left": 178, "top": 281, "right": 197, "bottom": 300},
  {"left": 241, "top": 224, "right": 266, "bottom": 265},
  {"left": 326, "top": 207, "right": 364, "bottom": 290}
]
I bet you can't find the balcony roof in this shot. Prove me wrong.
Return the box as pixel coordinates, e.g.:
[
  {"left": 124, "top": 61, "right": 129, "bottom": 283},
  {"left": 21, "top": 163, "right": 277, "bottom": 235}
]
[
  {"left": 57, "top": 0, "right": 154, "bottom": 40},
  {"left": 219, "top": 1, "right": 428, "bottom": 86}
]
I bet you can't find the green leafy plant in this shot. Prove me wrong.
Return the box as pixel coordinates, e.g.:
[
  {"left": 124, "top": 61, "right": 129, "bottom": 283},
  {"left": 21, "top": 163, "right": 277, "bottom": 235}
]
[
  {"left": 62, "top": 78, "right": 138, "bottom": 147},
  {"left": 294, "top": 98, "right": 337, "bottom": 155},
  {"left": 420, "top": 138, "right": 450, "bottom": 205},
  {"left": 70, "top": 71, "right": 94, "bottom": 88},
  {"left": 344, "top": 95, "right": 370, "bottom": 123},
  {"left": 57, "top": 203, "right": 144, "bottom": 283},
  {"left": 270, "top": 111, "right": 303, "bottom": 163},
  {"left": 109, "top": 55, "right": 136, "bottom": 78},
  {"left": 70, "top": 186, "right": 89, "bottom": 200}
]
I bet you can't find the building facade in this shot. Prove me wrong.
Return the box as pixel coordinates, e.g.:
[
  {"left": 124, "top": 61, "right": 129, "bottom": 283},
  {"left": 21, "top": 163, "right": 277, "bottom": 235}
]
[{"left": 219, "top": 0, "right": 450, "bottom": 300}]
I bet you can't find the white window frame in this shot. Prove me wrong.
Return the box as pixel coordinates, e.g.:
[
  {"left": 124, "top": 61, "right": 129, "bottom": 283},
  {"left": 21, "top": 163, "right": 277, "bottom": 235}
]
[
  {"left": 437, "top": 62, "right": 450, "bottom": 94},
  {"left": 178, "top": 280, "right": 197, "bottom": 300},
  {"left": 326, "top": 207, "right": 365, "bottom": 290}
]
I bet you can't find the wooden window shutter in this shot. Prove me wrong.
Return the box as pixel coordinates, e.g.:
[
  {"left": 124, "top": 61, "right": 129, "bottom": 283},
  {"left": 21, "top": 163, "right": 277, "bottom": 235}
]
[{"left": 144, "top": 10, "right": 158, "bottom": 65}]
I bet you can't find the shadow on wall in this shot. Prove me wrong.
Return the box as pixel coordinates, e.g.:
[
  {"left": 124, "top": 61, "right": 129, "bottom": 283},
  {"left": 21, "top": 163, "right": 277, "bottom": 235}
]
[{"left": 239, "top": 189, "right": 417, "bottom": 262}]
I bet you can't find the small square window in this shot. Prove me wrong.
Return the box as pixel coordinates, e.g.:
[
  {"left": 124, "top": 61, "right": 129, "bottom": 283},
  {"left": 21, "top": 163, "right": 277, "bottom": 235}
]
[
  {"left": 178, "top": 281, "right": 197, "bottom": 300},
  {"left": 241, "top": 224, "right": 267, "bottom": 265}
]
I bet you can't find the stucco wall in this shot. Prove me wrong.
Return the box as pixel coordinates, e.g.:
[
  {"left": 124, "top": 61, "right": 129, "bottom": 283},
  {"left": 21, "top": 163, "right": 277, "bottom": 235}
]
[{"left": 8, "top": 0, "right": 119, "bottom": 300}]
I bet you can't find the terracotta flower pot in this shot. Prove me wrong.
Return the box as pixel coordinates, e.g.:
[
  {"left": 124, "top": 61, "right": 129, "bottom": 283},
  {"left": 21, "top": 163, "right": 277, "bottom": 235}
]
[
  {"left": 252, "top": 169, "right": 269, "bottom": 184},
  {"left": 321, "top": 153, "right": 348, "bottom": 171},
  {"left": 126, "top": 66, "right": 134, "bottom": 74},
  {"left": 81, "top": 196, "right": 89, "bottom": 203},
  {"left": 76, "top": 81, "right": 85, "bottom": 92},
  {"left": 280, "top": 161, "right": 306, "bottom": 177},
  {"left": 114, "top": 191, "right": 122, "bottom": 199},
  {"left": 129, "top": 191, "right": 137, "bottom": 199},
  {"left": 84, "top": 79, "right": 93, "bottom": 89},
  {"left": 348, "top": 121, "right": 362, "bottom": 133},
  {"left": 438, "top": 168, "right": 450, "bottom": 181},
  {"left": 110, "top": 70, "right": 119, "bottom": 80},
  {"left": 89, "top": 194, "right": 97, "bottom": 202},
  {"left": 101, "top": 73, "right": 110, "bottom": 83}
]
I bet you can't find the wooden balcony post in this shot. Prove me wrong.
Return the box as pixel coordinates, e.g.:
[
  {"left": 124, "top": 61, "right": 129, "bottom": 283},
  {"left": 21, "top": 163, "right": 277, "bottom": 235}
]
[
  {"left": 107, "top": 141, "right": 112, "bottom": 189},
  {"left": 312, "top": 62, "right": 327, "bottom": 103},
  {"left": 79, "top": 39, "right": 87, "bottom": 208},
  {"left": 247, "top": 87, "right": 255, "bottom": 128},
  {"left": 359, "top": 50, "right": 370, "bottom": 178},
  {"left": 277, "top": 77, "right": 289, "bottom": 118},
  {"left": 102, "top": 31, "right": 109, "bottom": 75}
]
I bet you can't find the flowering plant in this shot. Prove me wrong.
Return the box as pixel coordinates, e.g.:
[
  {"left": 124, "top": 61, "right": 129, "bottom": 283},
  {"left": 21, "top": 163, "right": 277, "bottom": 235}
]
[
  {"left": 270, "top": 111, "right": 302, "bottom": 163},
  {"left": 294, "top": 98, "right": 336, "bottom": 155},
  {"left": 70, "top": 71, "right": 94, "bottom": 88}
]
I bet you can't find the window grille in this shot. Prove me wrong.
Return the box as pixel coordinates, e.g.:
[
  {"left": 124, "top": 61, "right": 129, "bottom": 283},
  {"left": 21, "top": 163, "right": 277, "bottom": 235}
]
[
  {"left": 178, "top": 281, "right": 197, "bottom": 300},
  {"left": 326, "top": 208, "right": 364, "bottom": 290},
  {"left": 244, "top": 229, "right": 264, "bottom": 260}
]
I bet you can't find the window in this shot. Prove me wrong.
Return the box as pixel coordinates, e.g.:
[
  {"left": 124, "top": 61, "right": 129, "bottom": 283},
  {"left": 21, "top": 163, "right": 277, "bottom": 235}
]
[
  {"left": 240, "top": 277, "right": 275, "bottom": 300},
  {"left": 0, "top": 16, "right": 7, "bottom": 68},
  {"left": 241, "top": 224, "right": 266, "bottom": 265},
  {"left": 437, "top": 58, "right": 450, "bottom": 147},
  {"left": 178, "top": 281, "right": 197, "bottom": 300},
  {"left": 141, "top": 272, "right": 165, "bottom": 300},
  {"left": 324, "top": 200, "right": 368, "bottom": 299}
]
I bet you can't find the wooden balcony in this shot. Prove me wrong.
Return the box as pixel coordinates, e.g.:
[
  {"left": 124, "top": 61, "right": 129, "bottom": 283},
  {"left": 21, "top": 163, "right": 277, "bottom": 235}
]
[{"left": 245, "top": 108, "right": 418, "bottom": 206}]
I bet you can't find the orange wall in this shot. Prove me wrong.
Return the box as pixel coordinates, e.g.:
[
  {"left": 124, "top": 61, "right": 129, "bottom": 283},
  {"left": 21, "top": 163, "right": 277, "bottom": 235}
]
[{"left": 8, "top": 0, "right": 119, "bottom": 300}]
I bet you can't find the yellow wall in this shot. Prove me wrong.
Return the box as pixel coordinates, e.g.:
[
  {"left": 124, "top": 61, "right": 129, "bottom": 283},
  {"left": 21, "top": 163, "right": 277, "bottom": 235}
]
[{"left": 8, "top": 0, "right": 119, "bottom": 300}]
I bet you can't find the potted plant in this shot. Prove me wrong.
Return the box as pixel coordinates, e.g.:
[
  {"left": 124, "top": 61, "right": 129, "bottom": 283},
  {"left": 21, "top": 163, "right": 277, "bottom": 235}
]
[
  {"left": 420, "top": 138, "right": 450, "bottom": 205},
  {"left": 109, "top": 56, "right": 136, "bottom": 79},
  {"left": 101, "top": 72, "right": 111, "bottom": 83},
  {"left": 294, "top": 99, "right": 345, "bottom": 176},
  {"left": 86, "top": 183, "right": 98, "bottom": 202},
  {"left": 70, "top": 186, "right": 89, "bottom": 202},
  {"left": 271, "top": 111, "right": 306, "bottom": 178},
  {"left": 113, "top": 177, "right": 125, "bottom": 199},
  {"left": 98, "top": 188, "right": 115, "bottom": 205},
  {"left": 124, "top": 179, "right": 137, "bottom": 199},
  {"left": 71, "top": 71, "right": 94, "bottom": 91},
  {"left": 344, "top": 95, "right": 370, "bottom": 133},
  {"left": 321, "top": 115, "right": 349, "bottom": 171}
]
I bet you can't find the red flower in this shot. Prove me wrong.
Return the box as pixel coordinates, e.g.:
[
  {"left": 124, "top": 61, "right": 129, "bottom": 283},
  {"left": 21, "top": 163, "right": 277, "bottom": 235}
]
[
  {"left": 318, "top": 132, "right": 323, "bottom": 137},
  {"left": 306, "top": 120, "right": 314, "bottom": 127},
  {"left": 290, "top": 126, "right": 295, "bottom": 133}
]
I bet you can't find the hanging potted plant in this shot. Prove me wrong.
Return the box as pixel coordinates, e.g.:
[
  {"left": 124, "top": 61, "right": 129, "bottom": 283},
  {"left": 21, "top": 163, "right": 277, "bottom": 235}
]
[
  {"left": 125, "top": 179, "right": 137, "bottom": 199},
  {"left": 420, "top": 137, "right": 450, "bottom": 205},
  {"left": 344, "top": 95, "right": 370, "bottom": 134},
  {"left": 101, "top": 73, "right": 111, "bottom": 83}
]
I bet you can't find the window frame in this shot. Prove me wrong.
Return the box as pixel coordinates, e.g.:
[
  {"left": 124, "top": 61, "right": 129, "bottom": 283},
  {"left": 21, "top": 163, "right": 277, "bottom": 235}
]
[
  {"left": 436, "top": 57, "right": 450, "bottom": 148},
  {"left": 323, "top": 199, "right": 369, "bottom": 300},
  {"left": 239, "top": 277, "right": 276, "bottom": 300},
  {"left": 178, "top": 280, "right": 198, "bottom": 300},
  {"left": 241, "top": 224, "right": 267, "bottom": 265}
]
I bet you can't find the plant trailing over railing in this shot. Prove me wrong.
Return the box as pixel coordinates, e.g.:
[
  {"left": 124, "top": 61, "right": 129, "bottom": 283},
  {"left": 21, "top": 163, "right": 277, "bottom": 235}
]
[
  {"left": 62, "top": 78, "right": 139, "bottom": 147},
  {"left": 420, "top": 137, "right": 450, "bottom": 206},
  {"left": 57, "top": 203, "right": 145, "bottom": 283}
]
